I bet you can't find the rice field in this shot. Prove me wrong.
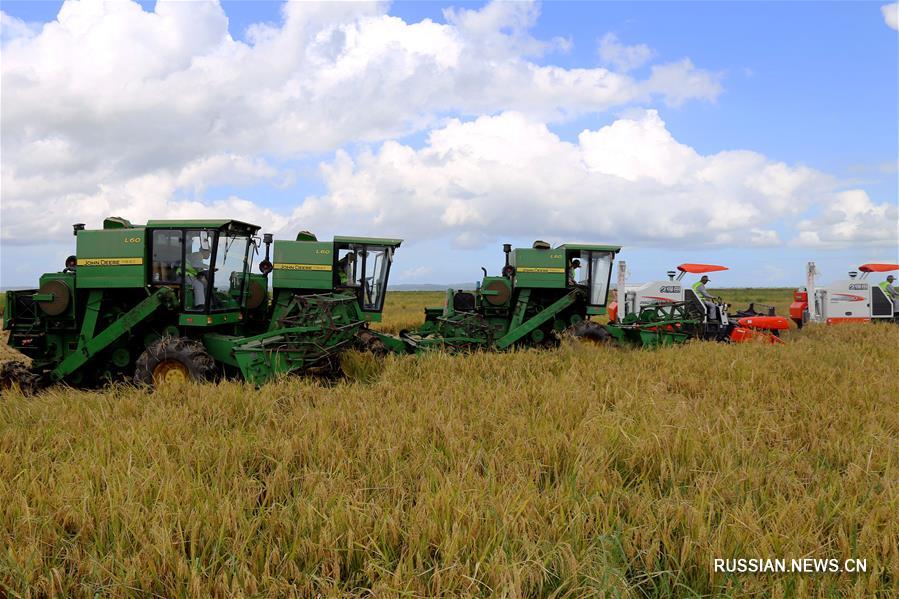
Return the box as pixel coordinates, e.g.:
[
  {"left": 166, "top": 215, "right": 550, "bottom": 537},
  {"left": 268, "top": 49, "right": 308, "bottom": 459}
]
[{"left": 1, "top": 289, "right": 897, "bottom": 597}]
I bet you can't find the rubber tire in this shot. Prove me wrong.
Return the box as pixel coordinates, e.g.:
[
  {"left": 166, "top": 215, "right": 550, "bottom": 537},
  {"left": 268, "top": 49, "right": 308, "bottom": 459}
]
[
  {"left": 568, "top": 320, "right": 612, "bottom": 343},
  {"left": 134, "top": 337, "right": 215, "bottom": 386}
]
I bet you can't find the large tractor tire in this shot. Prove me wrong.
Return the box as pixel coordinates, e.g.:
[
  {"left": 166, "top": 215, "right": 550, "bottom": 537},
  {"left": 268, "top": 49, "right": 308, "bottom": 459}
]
[
  {"left": 134, "top": 337, "right": 215, "bottom": 387},
  {"left": 0, "top": 361, "right": 40, "bottom": 395},
  {"left": 568, "top": 321, "right": 612, "bottom": 344}
]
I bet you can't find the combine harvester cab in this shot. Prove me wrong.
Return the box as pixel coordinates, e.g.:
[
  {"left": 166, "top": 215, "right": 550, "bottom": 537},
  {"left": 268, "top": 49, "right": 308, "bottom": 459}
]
[
  {"left": 375, "top": 241, "right": 622, "bottom": 352},
  {"left": 607, "top": 262, "right": 788, "bottom": 345},
  {"left": 1, "top": 218, "right": 403, "bottom": 391},
  {"left": 790, "top": 262, "right": 899, "bottom": 327}
]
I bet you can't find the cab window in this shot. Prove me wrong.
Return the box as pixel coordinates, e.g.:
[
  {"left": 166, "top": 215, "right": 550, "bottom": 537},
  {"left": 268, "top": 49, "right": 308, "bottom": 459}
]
[
  {"left": 337, "top": 249, "right": 358, "bottom": 287},
  {"left": 151, "top": 230, "right": 182, "bottom": 283},
  {"left": 184, "top": 230, "right": 212, "bottom": 311},
  {"left": 582, "top": 251, "right": 613, "bottom": 306},
  {"left": 210, "top": 233, "right": 250, "bottom": 310},
  {"left": 360, "top": 246, "right": 391, "bottom": 311}
]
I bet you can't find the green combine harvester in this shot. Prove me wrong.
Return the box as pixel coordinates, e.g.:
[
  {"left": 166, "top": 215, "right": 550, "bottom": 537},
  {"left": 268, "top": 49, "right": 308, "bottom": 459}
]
[
  {"left": 364, "top": 241, "right": 622, "bottom": 354},
  {"left": 1, "top": 217, "right": 401, "bottom": 392}
]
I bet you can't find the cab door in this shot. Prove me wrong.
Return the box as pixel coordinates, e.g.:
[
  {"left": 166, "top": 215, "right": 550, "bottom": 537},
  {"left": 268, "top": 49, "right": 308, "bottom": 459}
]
[{"left": 568, "top": 250, "right": 614, "bottom": 306}]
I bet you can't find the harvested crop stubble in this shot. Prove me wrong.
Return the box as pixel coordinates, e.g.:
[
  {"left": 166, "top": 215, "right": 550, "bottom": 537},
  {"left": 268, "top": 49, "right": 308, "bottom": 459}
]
[{"left": 0, "top": 291, "right": 897, "bottom": 597}]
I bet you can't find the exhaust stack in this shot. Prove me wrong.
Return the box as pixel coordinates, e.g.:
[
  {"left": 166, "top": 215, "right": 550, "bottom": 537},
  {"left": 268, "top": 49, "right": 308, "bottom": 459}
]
[
  {"left": 259, "top": 233, "right": 274, "bottom": 275},
  {"left": 806, "top": 261, "right": 816, "bottom": 321},
  {"left": 616, "top": 260, "right": 627, "bottom": 323}
]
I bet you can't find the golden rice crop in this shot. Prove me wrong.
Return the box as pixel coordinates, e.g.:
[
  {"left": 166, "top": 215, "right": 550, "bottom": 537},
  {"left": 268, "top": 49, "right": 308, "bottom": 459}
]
[{"left": 1, "top": 290, "right": 897, "bottom": 597}]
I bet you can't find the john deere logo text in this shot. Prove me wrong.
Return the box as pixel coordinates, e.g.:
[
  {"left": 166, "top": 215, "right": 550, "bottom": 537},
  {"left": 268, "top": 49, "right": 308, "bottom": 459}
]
[
  {"left": 273, "top": 263, "right": 332, "bottom": 271},
  {"left": 78, "top": 258, "right": 143, "bottom": 266},
  {"left": 517, "top": 267, "right": 565, "bottom": 274}
]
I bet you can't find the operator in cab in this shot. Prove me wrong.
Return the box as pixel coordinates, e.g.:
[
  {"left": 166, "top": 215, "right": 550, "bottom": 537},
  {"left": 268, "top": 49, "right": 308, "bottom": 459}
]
[
  {"left": 693, "top": 275, "right": 718, "bottom": 319},
  {"left": 568, "top": 258, "right": 581, "bottom": 286},
  {"left": 186, "top": 247, "right": 211, "bottom": 308},
  {"left": 338, "top": 251, "right": 356, "bottom": 286},
  {"left": 881, "top": 274, "right": 899, "bottom": 314}
]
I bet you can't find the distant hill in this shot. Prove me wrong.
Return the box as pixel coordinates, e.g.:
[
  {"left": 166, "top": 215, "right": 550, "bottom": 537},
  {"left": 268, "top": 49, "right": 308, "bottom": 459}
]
[{"left": 389, "top": 283, "right": 477, "bottom": 291}]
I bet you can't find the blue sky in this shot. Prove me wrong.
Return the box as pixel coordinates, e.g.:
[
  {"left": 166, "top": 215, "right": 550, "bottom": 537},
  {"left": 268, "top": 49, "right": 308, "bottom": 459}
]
[{"left": 1, "top": 1, "right": 896, "bottom": 289}]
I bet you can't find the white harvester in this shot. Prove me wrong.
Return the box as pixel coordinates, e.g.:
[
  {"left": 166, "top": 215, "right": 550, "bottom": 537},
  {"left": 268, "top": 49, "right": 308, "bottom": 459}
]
[
  {"left": 609, "top": 262, "right": 788, "bottom": 343},
  {"left": 790, "top": 262, "right": 899, "bottom": 327},
  {"left": 612, "top": 262, "right": 729, "bottom": 317}
]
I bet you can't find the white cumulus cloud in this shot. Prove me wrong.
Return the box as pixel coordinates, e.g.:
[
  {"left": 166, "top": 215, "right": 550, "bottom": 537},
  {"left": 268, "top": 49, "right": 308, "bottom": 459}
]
[
  {"left": 0, "top": 11, "right": 39, "bottom": 43},
  {"left": 0, "top": 0, "right": 726, "bottom": 246},
  {"left": 283, "top": 110, "right": 896, "bottom": 250},
  {"left": 598, "top": 33, "right": 654, "bottom": 72},
  {"left": 794, "top": 190, "right": 898, "bottom": 248},
  {"left": 883, "top": 3, "right": 899, "bottom": 31},
  {"left": 0, "top": 0, "right": 893, "bottom": 271}
]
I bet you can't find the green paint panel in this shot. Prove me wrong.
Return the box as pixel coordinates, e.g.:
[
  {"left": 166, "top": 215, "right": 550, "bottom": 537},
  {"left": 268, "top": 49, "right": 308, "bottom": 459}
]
[
  {"left": 272, "top": 240, "right": 334, "bottom": 290},
  {"left": 511, "top": 248, "right": 566, "bottom": 288},
  {"left": 201, "top": 333, "right": 239, "bottom": 366},
  {"left": 179, "top": 311, "right": 243, "bottom": 327},
  {"left": 75, "top": 228, "right": 147, "bottom": 288}
]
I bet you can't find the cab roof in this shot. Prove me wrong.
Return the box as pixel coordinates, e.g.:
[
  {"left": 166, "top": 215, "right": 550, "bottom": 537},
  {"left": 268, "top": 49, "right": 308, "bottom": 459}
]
[
  {"left": 556, "top": 243, "right": 622, "bottom": 252},
  {"left": 858, "top": 263, "right": 899, "bottom": 273},
  {"left": 334, "top": 235, "right": 403, "bottom": 247},
  {"left": 677, "top": 263, "right": 729, "bottom": 274},
  {"left": 145, "top": 219, "right": 260, "bottom": 233}
]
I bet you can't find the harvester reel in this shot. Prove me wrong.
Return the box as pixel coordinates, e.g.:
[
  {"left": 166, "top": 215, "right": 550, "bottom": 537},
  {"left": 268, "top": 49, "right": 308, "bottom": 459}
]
[
  {"left": 37, "top": 279, "right": 71, "bottom": 316},
  {"left": 0, "top": 361, "right": 41, "bottom": 395},
  {"left": 134, "top": 338, "right": 216, "bottom": 387}
]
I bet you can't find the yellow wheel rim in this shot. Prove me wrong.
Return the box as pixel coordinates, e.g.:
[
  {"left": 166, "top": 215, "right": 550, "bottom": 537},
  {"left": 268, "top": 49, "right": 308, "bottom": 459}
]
[{"left": 152, "top": 360, "right": 190, "bottom": 384}]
